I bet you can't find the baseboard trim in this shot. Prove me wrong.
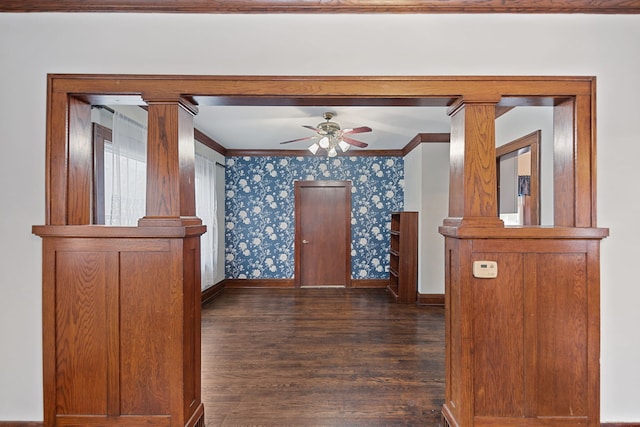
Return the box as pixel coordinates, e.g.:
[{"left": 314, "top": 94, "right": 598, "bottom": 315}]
[
  {"left": 225, "top": 278, "right": 295, "bottom": 288},
  {"left": 0, "top": 423, "right": 43, "bottom": 426},
  {"left": 2, "top": 420, "right": 637, "bottom": 426},
  {"left": 417, "top": 293, "right": 445, "bottom": 306},
  {"left": 351, "top": 279, "right": 388, "bottom": 288},
  {"left": 201, "top": 280, "right": 226, "bottom": 305},
  {"left": 224, "top": 278, "right": 389, "bottom": 289}
]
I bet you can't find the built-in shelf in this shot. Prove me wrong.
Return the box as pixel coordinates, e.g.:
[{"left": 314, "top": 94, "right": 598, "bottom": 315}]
[{"left": 387, "top": 211, "right": 418, "bottom": 303}]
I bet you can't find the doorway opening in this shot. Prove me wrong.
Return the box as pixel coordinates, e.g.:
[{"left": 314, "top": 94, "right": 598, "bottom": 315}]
[{"left": 38, "top": 74, "right": 597, "bottom": 427}]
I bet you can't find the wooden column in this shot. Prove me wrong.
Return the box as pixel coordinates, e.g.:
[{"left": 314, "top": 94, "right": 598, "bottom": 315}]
[
  {"left": 446, "top": 98, "right": 503, "bottom": 228},
  {"left": 440, "top": 90, "right": 606, "bottom": 427},
  {"left": 139, "top": 97, "right": 201, "bottom": 227},
  {"left": 440, "top": 227, "right": 607, "bottom": 427},
  {"left": 34, "top": 91, "right": 205, "bottom": 427}
]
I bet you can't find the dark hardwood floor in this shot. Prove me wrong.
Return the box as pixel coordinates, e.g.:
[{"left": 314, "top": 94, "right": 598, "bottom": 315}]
[{"left": 201, "top": 288, "right": 445, "bottom": 426}]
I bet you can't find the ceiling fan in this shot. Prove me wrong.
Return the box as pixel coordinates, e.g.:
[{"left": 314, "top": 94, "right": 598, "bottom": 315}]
[{"left": 279, "top": 112, "right": 372, "bottom": 157}]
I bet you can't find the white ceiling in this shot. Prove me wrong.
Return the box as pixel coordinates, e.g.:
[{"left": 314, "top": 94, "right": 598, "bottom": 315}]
[{"left": 193, "top": 105, "right": 452, "bottom": 151}]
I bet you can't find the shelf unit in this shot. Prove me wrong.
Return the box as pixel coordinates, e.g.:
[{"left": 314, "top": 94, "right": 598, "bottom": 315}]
[{"left": 388, "top": 211, "right": 418, "bottom": 303}]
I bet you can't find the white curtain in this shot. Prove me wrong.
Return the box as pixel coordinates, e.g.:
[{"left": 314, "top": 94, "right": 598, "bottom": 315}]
[
  {"left": 106, "top": 112, "right": 147, "bottom": 225},
  {"left": 195, "top": 153, "right": 218, "bottom": 289}
]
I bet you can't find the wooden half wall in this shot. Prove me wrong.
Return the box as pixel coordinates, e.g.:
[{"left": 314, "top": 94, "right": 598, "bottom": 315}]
[{"left": 32, "top": 74, "right": 607, "bottom": 427}]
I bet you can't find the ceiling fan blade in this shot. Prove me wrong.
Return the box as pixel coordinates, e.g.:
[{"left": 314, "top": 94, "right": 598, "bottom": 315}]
[
  {"left": 302, "top": 125, "right": 320, "bottom": 132},
  {"left": 342, "top": 136, "right": 369, "bottom": 148},
  {"left": 342, "top": 126, "right": 372, "bottom": 135},
  {"left": 280, "top": 135, "right": 316, "bottom": 145}
]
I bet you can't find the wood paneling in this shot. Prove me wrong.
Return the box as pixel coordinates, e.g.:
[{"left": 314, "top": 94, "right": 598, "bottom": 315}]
[
  {"left": 2, "top": 0, "right": 639, "bottom": 13},
  {"left": 440, "top": 230, "right": 607, "bottom": 427},
  {"left": 119, "top": 251, "right": 173, "bottom": 415},
  {"left": 536, "top": 252, "right": 589, "bottom": 416},
  {"left": 55, "top": 251, "right": 109, "bottom": 414},
  {"left": 472, "top": 252, "right": 524, "bottom": 417},
  {"left": 33, "top": 229, "right": 205, "bottom": 427},
  {"left": 37, "top": 73, "right": 606, "bottom": 427}
]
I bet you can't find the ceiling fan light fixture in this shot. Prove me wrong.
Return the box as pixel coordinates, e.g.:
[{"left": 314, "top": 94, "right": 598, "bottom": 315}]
[
  {"left": 338, "top": 139, "right": 351, "bottom": 152},
  {"left": 279, "top": 112, "right": 371, "bottom": 156},
  {"left": 318, "top": 136, "right": 330, "bottom": 149}
]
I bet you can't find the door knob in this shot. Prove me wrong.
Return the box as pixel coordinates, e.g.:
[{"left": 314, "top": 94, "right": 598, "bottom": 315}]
[{"left": 302, "top": 240, "right": 310, "bottom": 244}]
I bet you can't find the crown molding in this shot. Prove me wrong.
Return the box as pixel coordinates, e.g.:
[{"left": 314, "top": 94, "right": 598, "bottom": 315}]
[{"left": 2, "top": 0, "right": 639, "bottom": 13}]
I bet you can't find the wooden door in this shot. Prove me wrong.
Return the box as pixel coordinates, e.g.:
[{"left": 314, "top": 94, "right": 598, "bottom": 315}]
[{"left": 294, "top": 180, "right": 351, "bottom": 287}]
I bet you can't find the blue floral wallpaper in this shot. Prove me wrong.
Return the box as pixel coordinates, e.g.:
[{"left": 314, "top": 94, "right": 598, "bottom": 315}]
[{"left": 224, "top": 156, "right": 404, "bottom": 280}]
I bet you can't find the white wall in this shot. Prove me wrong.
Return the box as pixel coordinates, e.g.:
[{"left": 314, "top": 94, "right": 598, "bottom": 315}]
[
  {"left": 420, "top": 143, "right": 450, "bottom": 295},
  {"left": 1, "top": 13, "right": 639, "bottom": 422},
  {"left": 403, "top": 144, "right": 423, "bottom": 284},
  {"left": 404, "top": 143, "right": 450, "bottom": 295}
]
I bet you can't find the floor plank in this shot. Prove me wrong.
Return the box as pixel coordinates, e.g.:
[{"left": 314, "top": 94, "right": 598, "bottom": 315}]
[{"left": 201, "top": 288, "right": 445, "bottom": 426}]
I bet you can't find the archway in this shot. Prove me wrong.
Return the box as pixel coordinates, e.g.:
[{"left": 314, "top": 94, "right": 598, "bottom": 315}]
[{"left": 34, "top": 74, "right": 605, "bottom": 427}]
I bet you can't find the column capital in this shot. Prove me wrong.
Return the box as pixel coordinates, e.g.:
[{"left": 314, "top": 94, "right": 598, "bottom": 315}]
[
  {"left": 447, "top": 95, "right": 502, "bottom": 117},
  {"left": 142, "top": 94, "right": 199, "bottom": 116}
]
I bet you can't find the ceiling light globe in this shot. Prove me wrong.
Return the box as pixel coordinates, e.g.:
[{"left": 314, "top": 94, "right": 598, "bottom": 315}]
[
  {"left": 318, "top": 136, "right": 330, "bottom": 149},
  {"left": 338, "top": 140, "right": 351, "bottom": 152},
  {"left": 308, "top": 143, "right": 320, "bottom": 155},
  {"left": 328, "top": 147, "right": 338, "bottom": 157}
]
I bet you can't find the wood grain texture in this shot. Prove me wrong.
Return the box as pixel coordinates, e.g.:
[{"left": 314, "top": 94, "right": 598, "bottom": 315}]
[
  {"left": 536, "top": 253, "right": 589, "bottom": 416},
  {"left": 46, "top": 83, "right": 70, "bottom": 225},
  {"left": 472, "top": 252, "right": 525, "bottom": 417},
  {"left": 201, "top": 288, "right": 445, "bottom": 426},
  {"left": 67, "top": 97, "right": 92, "bottom": 225},
  {"left": 442, "top": 234, "right": 604, "bottom": 427},
  {"left": 34, "top": 229, "right": 205, "bottom": 427},
  {"left": 92, "top": 123, "right": 111, "bottom": 225},
  {"left": 145, "top": 102, "right": 185, "bottom": 218},
  {"left": 554, "top": 97, "right": 577, "bottom": 227},
  {"left": 388, "top": 212, "right": 418, "bottom": 303},
  {"left": 2, "top": 0, "right": 639, "bottom": 13},
  {"left": 295, "top": 180, "right": 351, "bottom": 287},
  {"left": 37, "top": 72, "right": 606, "bottom": 427},
  {"left": 55, "top": 251, "right": 109, "bottom": 414},
  {"left": 448, "top": 101, "right": 501, "bottom": 224},
  {"left": 120, "top": 250, "right": 173, "bottom": 415}
]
